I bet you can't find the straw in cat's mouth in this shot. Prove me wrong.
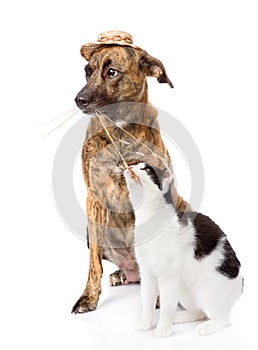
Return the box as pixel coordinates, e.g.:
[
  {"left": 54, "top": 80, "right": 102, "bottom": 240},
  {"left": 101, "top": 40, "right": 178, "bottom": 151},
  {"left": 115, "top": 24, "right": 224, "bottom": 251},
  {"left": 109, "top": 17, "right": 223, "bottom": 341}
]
[{"left": 128, "top": 168, "right": 142, "bottom": 186}]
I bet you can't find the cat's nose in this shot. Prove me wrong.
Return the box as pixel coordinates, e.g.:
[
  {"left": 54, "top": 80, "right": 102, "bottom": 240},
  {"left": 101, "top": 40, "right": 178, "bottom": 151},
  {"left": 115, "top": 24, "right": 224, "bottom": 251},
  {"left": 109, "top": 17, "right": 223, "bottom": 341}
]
[{"left": 124, "top": 168, "right": 132, "bottom": 178}]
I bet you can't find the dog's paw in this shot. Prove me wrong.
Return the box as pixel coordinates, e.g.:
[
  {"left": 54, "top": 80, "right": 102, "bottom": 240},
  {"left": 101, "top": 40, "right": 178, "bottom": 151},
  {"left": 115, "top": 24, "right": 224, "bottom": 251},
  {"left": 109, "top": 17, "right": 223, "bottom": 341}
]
[
  {"left": 109, "top": 269, "right": 127, "bottom": 286},
  {"left": 135, "top": 319, "right": 153, "bottom": 331},
  {"left": 154, "top": 325, "right": 173, "bottom": 338},
  {"left": 71, "top": 293, "right": 99, "bottom": 314}
]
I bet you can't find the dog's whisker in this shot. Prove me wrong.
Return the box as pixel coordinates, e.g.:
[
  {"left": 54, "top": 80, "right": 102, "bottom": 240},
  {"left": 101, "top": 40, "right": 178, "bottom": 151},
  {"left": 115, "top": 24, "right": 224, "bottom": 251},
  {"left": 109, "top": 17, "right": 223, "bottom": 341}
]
[
  {"left": 42, "top": 109, "right": 80, "bottom": 139},
  {"left": 38, "top": 108, "right": 79, "bottom": 127}
]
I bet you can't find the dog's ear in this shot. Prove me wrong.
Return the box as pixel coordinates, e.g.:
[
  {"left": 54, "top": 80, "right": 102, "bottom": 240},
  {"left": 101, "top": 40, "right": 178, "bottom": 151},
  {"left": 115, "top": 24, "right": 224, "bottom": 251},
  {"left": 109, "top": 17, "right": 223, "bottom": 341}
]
[{"left": 139, "top": 52, "right": 173, "bottom": 88}]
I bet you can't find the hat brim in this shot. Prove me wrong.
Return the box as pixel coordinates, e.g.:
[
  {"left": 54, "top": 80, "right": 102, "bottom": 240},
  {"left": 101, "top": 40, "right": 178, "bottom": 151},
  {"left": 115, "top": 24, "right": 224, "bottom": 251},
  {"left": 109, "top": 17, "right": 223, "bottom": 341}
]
[{"left": 80, "top": 42, "right": 141, "bottom": 61}]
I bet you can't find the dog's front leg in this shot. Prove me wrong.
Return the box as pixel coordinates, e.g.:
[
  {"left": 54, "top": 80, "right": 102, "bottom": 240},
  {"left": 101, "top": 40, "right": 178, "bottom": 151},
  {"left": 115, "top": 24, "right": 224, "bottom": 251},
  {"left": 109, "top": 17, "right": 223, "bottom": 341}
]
[{"left": 72, "top": 233, "right": 103, "bottom": 313}]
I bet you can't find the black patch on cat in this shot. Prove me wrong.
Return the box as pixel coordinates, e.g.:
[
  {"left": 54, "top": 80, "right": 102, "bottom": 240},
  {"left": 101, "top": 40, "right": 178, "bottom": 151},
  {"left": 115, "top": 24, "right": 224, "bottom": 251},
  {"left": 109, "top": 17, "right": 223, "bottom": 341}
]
[
  {"left": 191, "top": 213, "right": 225, "bottom": 260},
  {"left": 176, "top": 210, "right": 194, "bottom": 226},
  {"left": 177, "top": 212, "right": 241, "bottom": 279},
  {"left": 163, "top": 187, "right": 175, "bottom": 206},
  {"left": 141, "top": 164, "right": 162, "bottom": 190},
  {"left": 216, "top": 239, "right": 241, "bottom": 279}
]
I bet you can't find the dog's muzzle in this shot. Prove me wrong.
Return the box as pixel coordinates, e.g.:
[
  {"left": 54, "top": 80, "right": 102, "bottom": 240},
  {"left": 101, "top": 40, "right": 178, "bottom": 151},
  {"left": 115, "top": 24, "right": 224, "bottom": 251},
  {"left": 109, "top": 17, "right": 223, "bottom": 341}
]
[
  {"left": 75, "top": 94, "right": 90, "bottom": 111},
  {"left": 75, "top": 89, "right": 100, "bottom": 113}
]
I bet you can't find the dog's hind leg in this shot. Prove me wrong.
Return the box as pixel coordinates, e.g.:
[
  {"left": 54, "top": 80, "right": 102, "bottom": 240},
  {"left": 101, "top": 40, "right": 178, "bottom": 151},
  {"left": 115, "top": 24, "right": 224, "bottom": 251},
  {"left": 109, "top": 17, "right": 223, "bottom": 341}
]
[{"left": 109, "top": 269, "right": 127, "bottom": 286}]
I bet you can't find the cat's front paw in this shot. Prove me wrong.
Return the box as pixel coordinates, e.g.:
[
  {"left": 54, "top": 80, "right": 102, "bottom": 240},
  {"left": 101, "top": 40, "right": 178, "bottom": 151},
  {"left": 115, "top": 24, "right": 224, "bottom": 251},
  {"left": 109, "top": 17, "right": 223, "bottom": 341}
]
[
  {"left": 135, "top": 319, "right": 153, "bottom": 331},
  {"left": 154, "top": 325, "right": 173, "bottom": 338}
]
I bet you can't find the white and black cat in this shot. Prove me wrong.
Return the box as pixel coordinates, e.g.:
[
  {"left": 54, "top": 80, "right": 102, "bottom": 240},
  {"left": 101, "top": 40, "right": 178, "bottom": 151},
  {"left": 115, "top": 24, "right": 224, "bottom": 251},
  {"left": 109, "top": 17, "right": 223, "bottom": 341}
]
[{"left": 124, "top": 162, "right": 243, "bottom": 338}]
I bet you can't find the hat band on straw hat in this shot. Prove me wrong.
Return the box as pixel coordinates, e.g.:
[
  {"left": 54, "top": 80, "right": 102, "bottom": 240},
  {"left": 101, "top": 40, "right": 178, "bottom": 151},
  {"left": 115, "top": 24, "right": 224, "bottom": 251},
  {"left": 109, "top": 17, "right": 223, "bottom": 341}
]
[
  {"left": 80, "top": 30, "right": 139, "bottom": 61},
  {"left": 97, "top": 31, "right": 133, "bottom": 45}
]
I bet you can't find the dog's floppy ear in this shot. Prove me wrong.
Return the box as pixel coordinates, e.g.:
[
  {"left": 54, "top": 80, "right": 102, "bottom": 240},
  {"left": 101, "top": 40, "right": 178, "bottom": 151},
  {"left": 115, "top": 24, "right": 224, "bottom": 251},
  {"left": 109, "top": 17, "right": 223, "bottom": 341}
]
[{"left": 139, "top": 51, "right": 173, "bottom": 88}]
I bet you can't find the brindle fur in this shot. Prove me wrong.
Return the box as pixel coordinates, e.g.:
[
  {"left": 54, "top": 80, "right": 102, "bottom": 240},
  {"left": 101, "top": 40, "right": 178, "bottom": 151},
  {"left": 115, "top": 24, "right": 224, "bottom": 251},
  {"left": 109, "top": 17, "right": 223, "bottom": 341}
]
[{"left": 72, "top": 46, "right": 191, "bottom": 313}]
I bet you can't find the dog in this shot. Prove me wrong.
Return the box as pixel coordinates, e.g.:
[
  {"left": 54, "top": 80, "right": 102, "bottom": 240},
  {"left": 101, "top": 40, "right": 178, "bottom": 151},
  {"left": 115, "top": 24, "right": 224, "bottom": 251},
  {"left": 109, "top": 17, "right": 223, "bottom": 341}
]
[{"left": 72, "top": 31, "right": 191, "bottom": 313}]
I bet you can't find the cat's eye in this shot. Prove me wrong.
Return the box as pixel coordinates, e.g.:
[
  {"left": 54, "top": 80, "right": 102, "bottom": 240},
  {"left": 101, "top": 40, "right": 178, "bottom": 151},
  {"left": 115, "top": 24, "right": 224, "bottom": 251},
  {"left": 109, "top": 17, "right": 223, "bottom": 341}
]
[{"left": 141, "top": 166, "right": 151, "bottom": 173}]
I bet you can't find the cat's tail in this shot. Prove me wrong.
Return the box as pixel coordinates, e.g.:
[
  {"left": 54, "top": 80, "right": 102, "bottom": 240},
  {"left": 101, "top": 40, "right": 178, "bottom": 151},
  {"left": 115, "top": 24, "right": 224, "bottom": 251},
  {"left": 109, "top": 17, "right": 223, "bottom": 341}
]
[{"left": 173, "top": 310, "right": 206, "bottom": 324}]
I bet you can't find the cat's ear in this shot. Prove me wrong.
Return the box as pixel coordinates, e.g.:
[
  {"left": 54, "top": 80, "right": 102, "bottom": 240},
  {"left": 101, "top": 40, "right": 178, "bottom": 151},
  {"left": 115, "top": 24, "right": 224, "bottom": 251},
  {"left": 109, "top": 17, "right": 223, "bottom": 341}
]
[
  {"left": 162, "top": 168, "right": 174, "bottom": 193},
  {"left": 139, "top": 51, "right": 174, "bottom": 88}
]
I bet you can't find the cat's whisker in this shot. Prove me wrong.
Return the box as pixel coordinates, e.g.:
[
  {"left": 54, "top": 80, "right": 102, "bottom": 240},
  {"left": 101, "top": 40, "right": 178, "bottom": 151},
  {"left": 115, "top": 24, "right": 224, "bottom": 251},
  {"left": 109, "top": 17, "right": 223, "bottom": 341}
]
[
  {"left": 42, "top": 109, "right": 80, "bottom": 139},
  {"left": 38, "top": 108, "right": 79, "bottom": 127}
]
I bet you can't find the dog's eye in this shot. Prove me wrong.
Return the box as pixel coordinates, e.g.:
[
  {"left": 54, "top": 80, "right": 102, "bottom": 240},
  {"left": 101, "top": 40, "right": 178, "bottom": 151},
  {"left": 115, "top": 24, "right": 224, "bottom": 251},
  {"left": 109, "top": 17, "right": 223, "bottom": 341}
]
[
  {"left": 106, "top": 68, "right": 119, "bottom": 78},
  {"left": 84, "top": 65, "right": 92, "bottom": 80}
]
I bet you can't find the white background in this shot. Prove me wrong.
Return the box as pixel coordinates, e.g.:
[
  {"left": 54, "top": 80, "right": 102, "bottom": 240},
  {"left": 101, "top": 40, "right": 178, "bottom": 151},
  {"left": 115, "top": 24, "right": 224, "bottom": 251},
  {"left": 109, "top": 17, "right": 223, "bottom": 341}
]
[{"left": 1, "top": 1, "right": 258, "bottom": 349}]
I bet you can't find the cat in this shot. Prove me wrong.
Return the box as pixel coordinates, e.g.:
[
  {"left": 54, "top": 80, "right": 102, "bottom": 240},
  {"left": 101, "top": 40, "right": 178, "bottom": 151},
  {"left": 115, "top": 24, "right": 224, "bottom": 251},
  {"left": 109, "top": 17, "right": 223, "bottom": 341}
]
[{"left": 123, "top": 162, "right": 243, "bottom": 338}]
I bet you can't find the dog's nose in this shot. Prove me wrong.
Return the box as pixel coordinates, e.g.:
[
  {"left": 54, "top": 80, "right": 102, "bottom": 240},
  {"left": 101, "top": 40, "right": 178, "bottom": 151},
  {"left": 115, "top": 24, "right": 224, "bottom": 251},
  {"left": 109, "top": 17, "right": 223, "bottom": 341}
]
[{"left": 75, "top": 95, "right": 88, "bottom": 109}]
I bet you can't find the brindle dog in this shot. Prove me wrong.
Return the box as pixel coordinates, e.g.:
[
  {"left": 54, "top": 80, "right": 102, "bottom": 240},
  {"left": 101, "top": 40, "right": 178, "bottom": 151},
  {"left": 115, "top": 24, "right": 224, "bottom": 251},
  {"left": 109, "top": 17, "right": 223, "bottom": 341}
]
[{"left": 72, "top": 45, "right": 191, "bottom": 313}]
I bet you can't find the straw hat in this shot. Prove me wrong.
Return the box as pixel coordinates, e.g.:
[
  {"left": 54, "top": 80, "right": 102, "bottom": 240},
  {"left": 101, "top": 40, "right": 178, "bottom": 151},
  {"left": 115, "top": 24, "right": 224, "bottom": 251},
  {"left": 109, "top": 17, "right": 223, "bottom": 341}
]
[{"left": 80, "top": 30, "right": 142, "bottom": 61}]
